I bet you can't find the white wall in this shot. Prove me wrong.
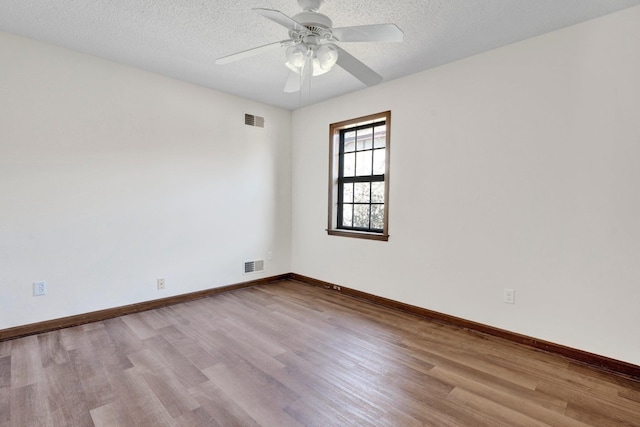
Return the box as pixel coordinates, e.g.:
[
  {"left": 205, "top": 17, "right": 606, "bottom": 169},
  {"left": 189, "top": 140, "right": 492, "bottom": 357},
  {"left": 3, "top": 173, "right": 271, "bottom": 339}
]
[
  {"left": 0, "top": 31, "right": 292, "bottom": 329},
  {"left": 291, "top": 6, "right": 640, "bottom": 365}
]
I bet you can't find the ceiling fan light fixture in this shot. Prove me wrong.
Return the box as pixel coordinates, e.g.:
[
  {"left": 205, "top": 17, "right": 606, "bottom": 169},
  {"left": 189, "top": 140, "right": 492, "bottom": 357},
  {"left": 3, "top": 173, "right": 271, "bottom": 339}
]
[
  {"left": 316, "top": 44, "right": 338, "bottom": 70},
  {"left": 311, "top": 57, "right": 330, "bottom": 76},
  {"left": 285, "top": 44, "right": 307, "bottom": 70}
]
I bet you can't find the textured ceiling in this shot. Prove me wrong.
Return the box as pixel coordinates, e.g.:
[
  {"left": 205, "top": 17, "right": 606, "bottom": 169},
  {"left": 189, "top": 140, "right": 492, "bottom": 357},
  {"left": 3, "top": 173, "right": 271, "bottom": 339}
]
[{"left": 1, "top": 0, "right": 639, "bottom": 110}]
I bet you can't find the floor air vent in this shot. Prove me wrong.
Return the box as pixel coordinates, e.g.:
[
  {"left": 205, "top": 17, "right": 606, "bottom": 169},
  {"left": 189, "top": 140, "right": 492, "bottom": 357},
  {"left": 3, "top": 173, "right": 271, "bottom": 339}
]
[
  {"left": 244, "top": 260, "right": 264, "bottom": 274},
  {"left": 245, "top": 113, "right": 264, "bottom": 128}
]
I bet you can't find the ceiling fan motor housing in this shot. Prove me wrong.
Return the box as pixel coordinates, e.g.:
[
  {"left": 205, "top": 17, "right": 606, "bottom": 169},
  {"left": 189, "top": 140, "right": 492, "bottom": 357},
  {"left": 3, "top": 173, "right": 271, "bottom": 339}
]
[
  {"left": 292, "top": 11, "right": 332, "bottom": 29},
  {"left": 291, "top": 11, "right": 333, "bottom": 42},
  {"left": 298, "top": 0, "right": 324, "bottom": 12}
]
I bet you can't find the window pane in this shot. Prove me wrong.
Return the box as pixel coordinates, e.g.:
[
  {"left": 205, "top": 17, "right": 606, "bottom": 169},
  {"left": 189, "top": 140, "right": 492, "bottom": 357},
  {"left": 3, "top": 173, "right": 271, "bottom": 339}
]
[
  {"left": 356, "top": 150, "right": 372, "bottom": 176},
  {"left": 354, "top": 182, "right": 370, "bottom": 203},
  {"left": 356, "top": 127, "right": 373, "bottom": 151},
  {"left": 342, "top": 183, "right": 354, "bottom": 203},
  {"left": 374, "top": 125, "right": 386, "bottom": 148},
  {"left": 353, "top": 205, "right": 370, "bottom": 228},
  {"left": 343, "top": 153, "right": 355, "bottom": 177},
  {"left": 330, "top": 112, "right": 390, "bottom": 238},
  {"left": 371, "top": 204, "right": 384, "bottom": 229},
  {"left": 343, "top": 131, "right": 356, "bottom": 152},
  {"left": 371, "top": 181, "right": 384, "bottom": 203},
  {"left": 342, "top": 204, "right": 353, "bottom": 227},
  {"left": 373, "top": 149, "right": 385, "bottom": 175}
]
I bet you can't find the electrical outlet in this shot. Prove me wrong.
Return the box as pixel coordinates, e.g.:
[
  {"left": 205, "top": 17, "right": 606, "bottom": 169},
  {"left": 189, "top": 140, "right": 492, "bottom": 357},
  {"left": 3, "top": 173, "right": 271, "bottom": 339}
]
[
  {"left": 157, "top": 278, "right": 165, "bottom": 290},
  {"left": 504, "top": 288, "right": 515, "bottom": 304},
  {"left": 33, "top": 281, "right": 47, "bottom": 296},
  {"left": 267, "top": 251, "right": 273, "bottom": 261}
]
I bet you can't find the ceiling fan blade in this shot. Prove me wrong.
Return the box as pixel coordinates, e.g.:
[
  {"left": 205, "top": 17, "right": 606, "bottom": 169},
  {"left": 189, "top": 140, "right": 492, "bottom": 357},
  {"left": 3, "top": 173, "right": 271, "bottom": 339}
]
[
  {"left": 332, "top": 24, "right": 404, "bottom": 43},
  {"left": 253, "top": 8, "right": 305, "bottom": 32},
  {"left": 215, "top": 40, "right": 291, "bottom": 65},
  {"left": 284, "top": 70, "right": 303, "bottom": 93},
  {"left": 335, "top": 47, "right": 383, "bottom": 87}
]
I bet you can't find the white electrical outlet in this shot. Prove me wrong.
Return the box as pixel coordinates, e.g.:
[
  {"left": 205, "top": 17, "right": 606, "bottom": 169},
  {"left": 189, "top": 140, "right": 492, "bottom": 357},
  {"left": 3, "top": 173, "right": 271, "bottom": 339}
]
[
  {"left": 33, "top": 281, "right": 47, "bottom": 296},
  {"left": 267, "top": 251, "right": 273, "bottom": 261},
  {"left": 157, "top": 278, "right": 165, "bottom": 290},
  {"left": 504, "top": 288, "right": 515, "bottom": 304}
]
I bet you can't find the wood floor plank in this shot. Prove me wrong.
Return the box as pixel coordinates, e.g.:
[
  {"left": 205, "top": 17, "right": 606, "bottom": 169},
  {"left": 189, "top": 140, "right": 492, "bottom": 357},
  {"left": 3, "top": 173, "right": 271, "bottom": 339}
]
[
  {"left": 90, "top": 400, "right": 136, "bottom": 427},
  {"left": 0, "top": 356, "right": 10, "bottom": 388},
  {"left": 10, "top": 335, "right": 42, "bottom": 389},
  {"left": 9, "top": 383, "right": 53, "bottom": 426},
  {"left": 539, "top": 382, "right": 640, "bottom": 426},
  {"left": 275, "top": 343, "right": 452, "bottom": 425},
  {"left": 37, "top": 331, "right": 69, "bottom": 368},
  {"left": 0, "top": 341, "right": 11, "bottom": 358},
  {"left": 106, "top": 368, "right": 175, "bottom": 426},
  {"left": 102, "top": 317, "right": 145, "bottom": 355},
  {"left": 619, "top": 386, "right": 640, "bottom": 404},
  {"left": 448, "top": 387, "right": 550, "bottom": 427},
  {"left": 174, "top": 406, "right": 218, "bottom": 427},
  {"left": 563, "top": 405, "right": 633, "bottom": 427},
  {"left": 120, "top": 314, "right": 160, "bottom": 341},
  {"left": 218, "top": 316, "right": 289, "bottom": 358},
  {"left": 127, "top": 348, "right": 201, "bottom": 418},
  {"left": 203, "top": 363, "right": 301, "bottom": 427},
  {"left": 207, "top": 328, "right": 287, "bottom": 376},
  {"left": 142, "top": 334, "right": 209, "bottom": 388},
  {"left": 284, "top": 396, "right": 363, "bottom": 427},
  {"left": 59, "top": 325, "right": 91, "bottom": 352},
  {"left": 86, "top": 324, "right": 133, "bottom": 372},
  {"left": 138, "top": 308, "right": 175, "bottom": 331},
  {"left": 2, "top": 280, "right": 639, "bottom": 426},
  {"left": 274, "top": 350, "right": 382, "bottom": 422},
  {"left": 567, "top": 361, "right": 640, "bottom": 397},
  {"left": 162, "top": 328, "right": 221, "bottom": 372},
  {"left": 67, "top": 346, "right": 116, "bottom": 411},
  {"left": 188, "top": 380, "right": 260, "bottom": 427},
  {"left": 44, "top": 362, "right": 93, "bottom": 426},
  {"left": 0, "top": 387, "right": 9, "bottom": 425},
  {"left": 429, "top": 366, "right": 593, "bottom": 426}
]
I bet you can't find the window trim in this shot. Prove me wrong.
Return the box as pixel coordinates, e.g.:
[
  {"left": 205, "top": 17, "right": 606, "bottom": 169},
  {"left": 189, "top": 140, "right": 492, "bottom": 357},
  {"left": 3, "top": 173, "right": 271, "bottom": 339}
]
[{"left": 327, "top": 111, "right": 391, "bottom": 241}]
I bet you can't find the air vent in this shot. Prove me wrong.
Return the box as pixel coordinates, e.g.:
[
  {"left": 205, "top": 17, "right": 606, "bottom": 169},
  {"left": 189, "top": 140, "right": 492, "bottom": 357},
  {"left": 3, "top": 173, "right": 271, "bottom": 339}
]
[
  {"left": 245, "top": 113, "right": 265, "bottom": 128},
  {"left": 244, "top": 260, "right": 265, "bottom": 274},
  {"left": 306, "top": 25, "right": 326, "bottom": 36}
]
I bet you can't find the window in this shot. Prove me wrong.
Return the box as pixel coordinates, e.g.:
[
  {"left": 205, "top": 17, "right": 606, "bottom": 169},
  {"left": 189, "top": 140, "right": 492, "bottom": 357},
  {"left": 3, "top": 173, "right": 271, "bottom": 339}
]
[{"left": 328, "top": 111, "right": 390, "bottom": 241}]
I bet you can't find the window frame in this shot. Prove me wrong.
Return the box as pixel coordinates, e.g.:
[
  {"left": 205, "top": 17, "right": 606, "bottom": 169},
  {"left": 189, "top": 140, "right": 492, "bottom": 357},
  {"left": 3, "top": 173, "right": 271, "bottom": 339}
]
[{"left": 327, "top": 111, "right": 391, "bottom": 241}]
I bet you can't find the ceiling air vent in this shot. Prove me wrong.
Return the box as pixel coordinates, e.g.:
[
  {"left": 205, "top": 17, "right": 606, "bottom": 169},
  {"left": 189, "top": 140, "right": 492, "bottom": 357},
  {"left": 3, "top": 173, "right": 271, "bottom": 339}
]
[
  {"left": 245, "top": 113, "right": 264, "bottom": 128},
  {"left": 244, "top": 260, "right": 265, "bottom": 274}
]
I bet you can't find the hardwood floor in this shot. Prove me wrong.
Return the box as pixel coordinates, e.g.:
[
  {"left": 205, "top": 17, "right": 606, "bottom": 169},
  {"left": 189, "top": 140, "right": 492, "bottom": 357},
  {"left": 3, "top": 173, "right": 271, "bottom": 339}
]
[{"left": 1, "top": 280, "right": 639, "bottom": 426}]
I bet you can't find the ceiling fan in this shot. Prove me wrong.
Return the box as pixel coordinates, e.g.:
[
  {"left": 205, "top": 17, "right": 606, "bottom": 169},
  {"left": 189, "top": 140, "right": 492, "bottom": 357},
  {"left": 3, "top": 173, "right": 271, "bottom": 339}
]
[{"left": 215, "top": 0, "right": 404, "bottom": 93}]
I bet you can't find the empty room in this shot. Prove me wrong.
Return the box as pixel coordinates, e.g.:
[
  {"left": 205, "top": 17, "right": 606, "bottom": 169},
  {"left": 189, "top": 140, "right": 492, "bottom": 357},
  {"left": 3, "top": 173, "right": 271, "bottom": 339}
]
[{"left": 1, "top": 0, "right": 640, "bottom": 425}]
